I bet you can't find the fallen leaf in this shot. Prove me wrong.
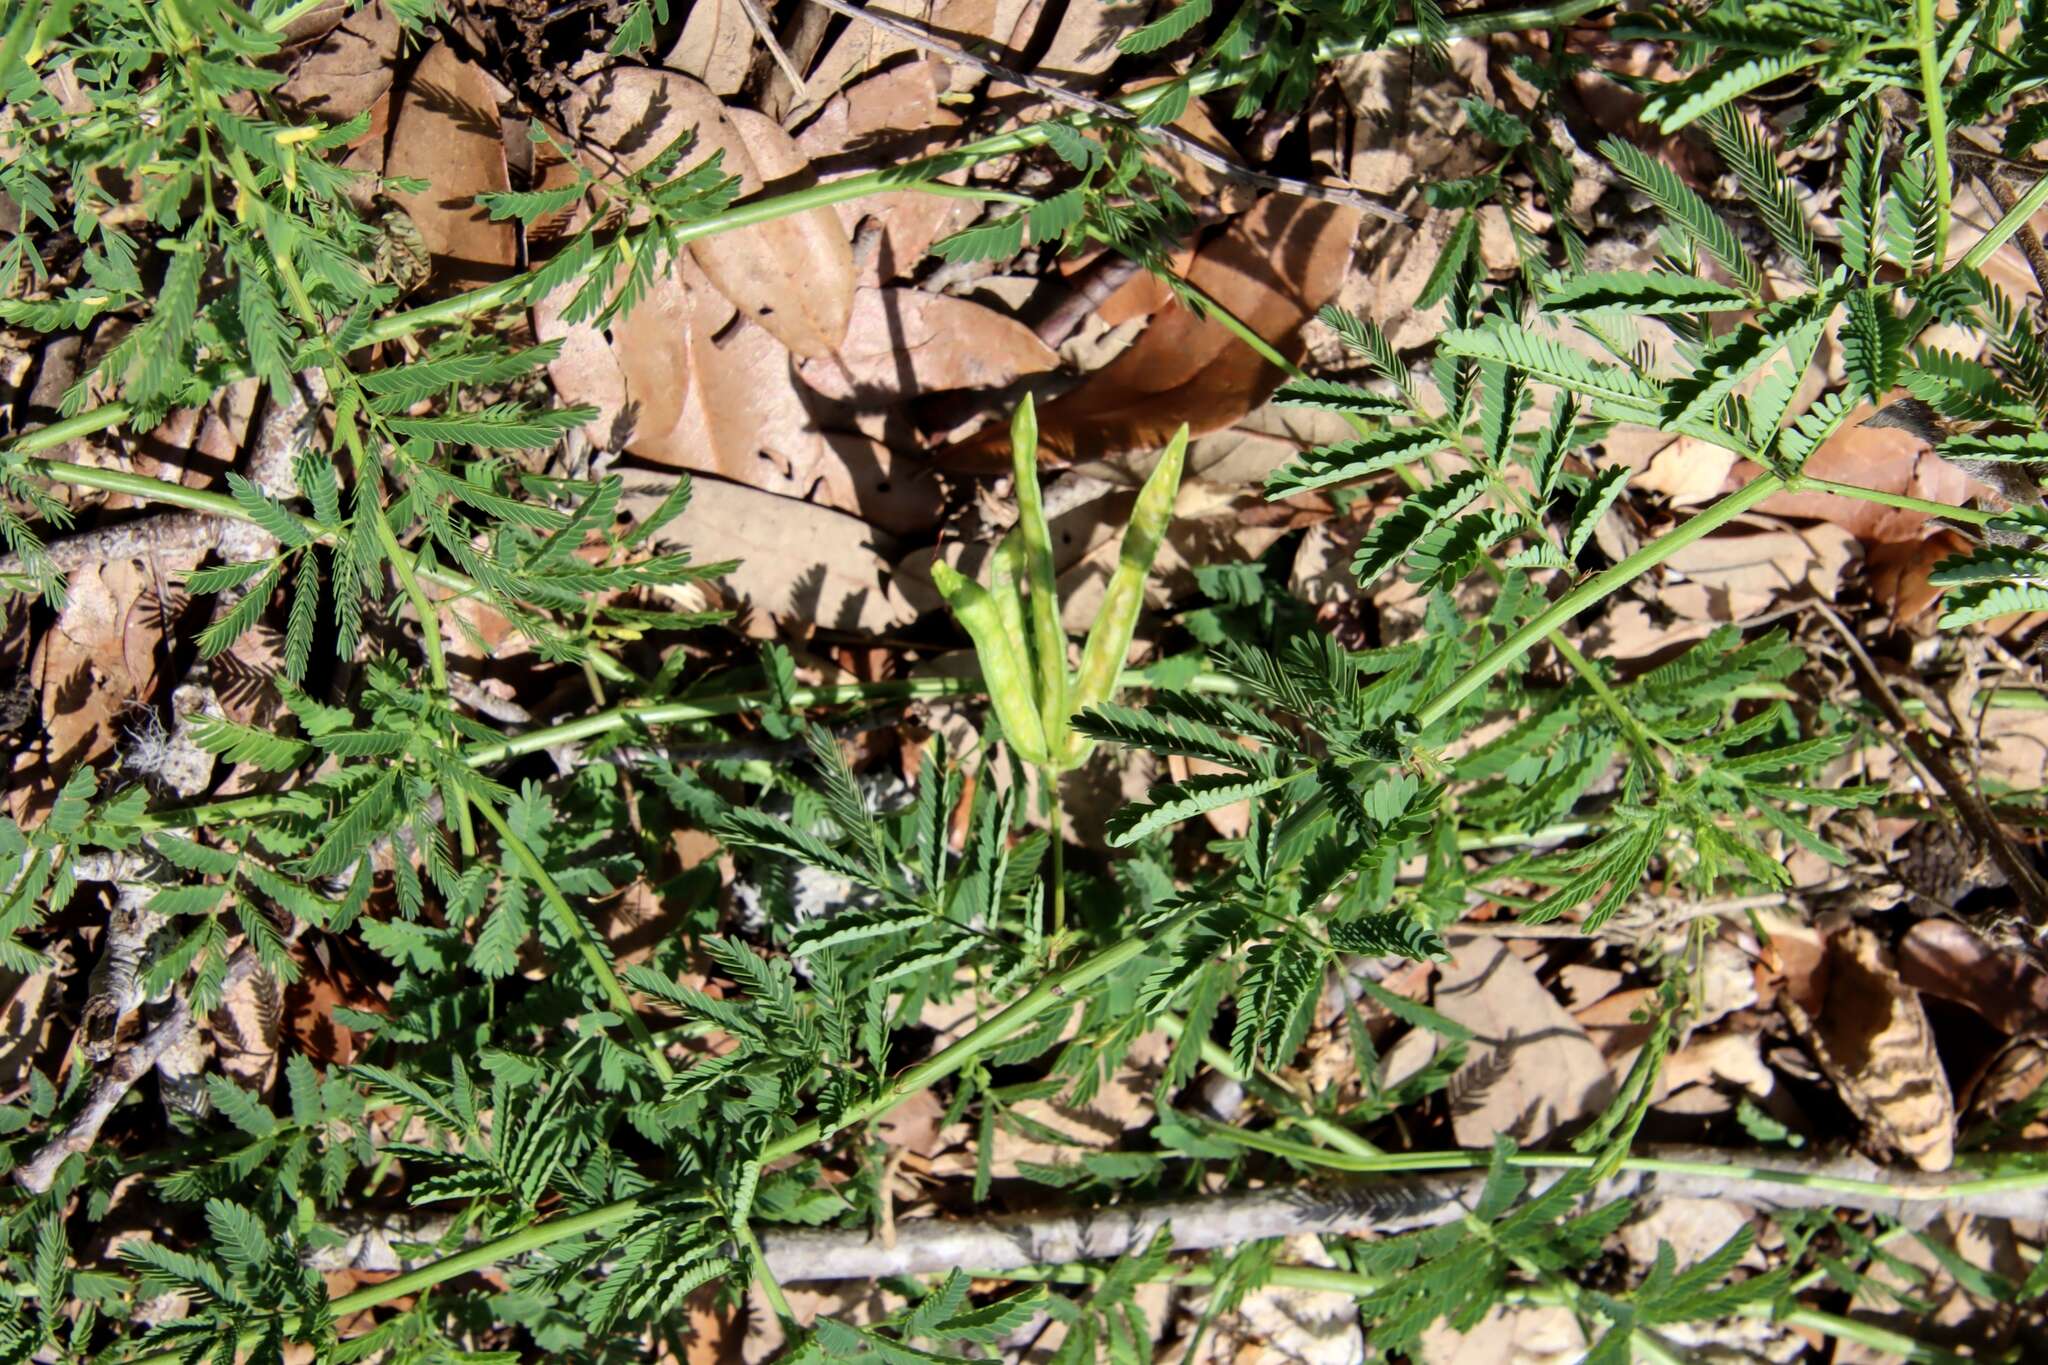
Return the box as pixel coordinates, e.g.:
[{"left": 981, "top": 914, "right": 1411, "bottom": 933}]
[
  {"left": 383, "top": 43, "right": 517, "bottom": 294},
  {"left": 662, "top": 0, "right": 757, "bottom": 96},
  {"left": 1635, "top": 435, "right": 1737, "bottom": 507},
  {"left": 1658, "top": 524, "right": 1856, "bottom": 621},
  {"left": 623, "top": 475, "right": 917, "bottom": 635},
  {"left": 277, "top": 0, "right": 398, "bottom": 124},
  {"left": 1432, "top": 938, "right": 1615, "bottom": 1147},
  {"left": 946, "top": 195, "right": 1363, "bottom": 467},
  {"left": 808, "top": 0, "right": 1011, "bottom": 101},
  {"left": 0, "top": 967, "right": 51, "bottom": 1094},
  {"left": 567, "top": 67, "right": 854, "bottom": 359},
  {"left": 1867, "top": 528, "right": 1971, "bottom": 628},
  {"left": 1780, "top": 924, "right": 1956, "bottom": 1171},
  {"left": 1895, "top": 918, "right": 2048, "bottom": 1037},
  {"left": 1419, "top": 1303, "right": 1586, "bottom": 1365},
  {"left": 794, "top": 60, "right": 978, "bottom": 284},
  {"left": 797, "top": 287, "right": 1057, "bottom": 402}
]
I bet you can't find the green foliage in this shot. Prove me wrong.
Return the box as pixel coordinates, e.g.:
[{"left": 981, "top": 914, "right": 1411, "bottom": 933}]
[{"left": 0, "top": 0, "right": 2038, "bottom": 1361}]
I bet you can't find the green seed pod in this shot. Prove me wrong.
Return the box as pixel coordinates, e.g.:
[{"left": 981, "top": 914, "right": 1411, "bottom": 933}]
[
  {"left": 989, "top": 529, "right": 1034, "bottom": 686},
  {"left": 932, "top": 560, "right": 1051, "bottom": 766},
  {"left": 1008, "top": 396, "right": 1070, "bottom": 749},
  {"left": 1064, "top": 423, "right": 1189, "bottom": 767}
]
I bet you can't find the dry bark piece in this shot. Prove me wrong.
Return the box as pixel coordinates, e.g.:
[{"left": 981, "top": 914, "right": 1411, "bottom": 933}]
[
  {"left": 1780, "top": 924, "right": 1956, "bottom": 1172},
  {"left": 383, "top": 43, "right": 517, "bottom": 294},
  {"left": 1431, "top": 939, "right": 1615, "bottom": 1147},
  {"left": 946, "top": 195, "right": 1363, "bottom": 467},
  {"left": 796, "top": 287, "right": 1057, "bottom": 401},
  {"left": 567, "top": 67, "right": 854, "bottom": 360}
]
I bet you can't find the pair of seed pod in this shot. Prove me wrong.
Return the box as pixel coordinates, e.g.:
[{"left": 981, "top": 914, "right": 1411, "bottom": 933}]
[{"left": 931, "top": 396, "right": 1189, "bottom": 771}]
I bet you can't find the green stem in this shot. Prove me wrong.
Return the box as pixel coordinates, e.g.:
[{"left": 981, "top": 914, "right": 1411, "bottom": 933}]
[
  {"left": 1156, "top": 1013, "right": 1380, "bottom": 1159},
  {"left": 114, "top": 905, "right": 1193, "bottom": 1365},
  {"left": 1917, "top": 0, "right": 1954, "bottom": 265},
  {"left": 1188, "top": 1120, "right": 2048, "bottom": 1204},
  {"left": 468, "top": 795, "right": 673, "bottom": 1082},
  {"left": 1791, "top": 475, "right": 1997, "bottom": 525},
  {"left": 1962, "top": 166, "right": 2048, "bottom": 269},
  {"left": 1416, "top": 474, "right": 1788, "bottom": 729}
]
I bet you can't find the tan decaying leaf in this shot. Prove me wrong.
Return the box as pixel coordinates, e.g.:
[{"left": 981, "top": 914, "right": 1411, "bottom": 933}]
[
  {"left": 622, "top": 475, "right": 917, "bottom": 635},
  {"left": 383, "top": 43, "right": 517, "bottom": 294},
  {"left": 277, "top": 0, "right": 398, "bottom": 124},
  {"left": 661, "top": 0, "right": 756, "bottom": 96},
  {"left": 534, "top": 259, "right": 701, "bottom": 453},
  {"left": 567, "top": 67, "right": 854, "bottom": 359},
  {"left": 1780, "top": 924, "right": 1956, "bottom": 1172},
  {"left": 1634, "top": 434, "right": 1739, "bottom": 507},
  {"left": 796, "top": 287, "right": 1057, "bottom": 401},
  {"left": 0, "top": 967, "right": 51, "bottom": 1093},
  {"left": 1432, "top": 939, "right": 1615, "bottom": 1147},
  {"left": 794, "top": 60, "right": 976, "bottom": 284},
  {"left": 1658, "top": 524, "right": 1857, "bottom": 621},
  {"left": 947, "top": 195, "right": 1364, "bottom": 467},
  {"left": 13, "top": 548, "right": 204, "bottom": 821}
]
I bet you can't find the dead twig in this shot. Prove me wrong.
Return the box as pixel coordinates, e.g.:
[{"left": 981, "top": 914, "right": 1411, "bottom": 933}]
[
  {"left": 1814, "top": 601, "right": 2048, "bottom": 940},
  {"left": 14, "top": 949, "right": 260, "bottom": 1194},
  {"left": 735, "top": 0, "right": 814, "bottom": 100},
  {"left": 305, "top": 1147, "right": 2048, "bottom": 1279},
  {"left": 796, "top": 0, "right": 1409, "bottom": 223}
]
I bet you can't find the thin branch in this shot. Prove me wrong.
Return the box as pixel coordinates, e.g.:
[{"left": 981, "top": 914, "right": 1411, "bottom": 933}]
[
  {"left": 1813, "top": 600, "right": 2048, "bottom": 932},
  {"left": 15, "top": 950, "right": 260, "bottom": 1195},
  {"left": 735, "top": 0, "right": 814, "bottom": 97},
  {"left": 797, "top": 0, "right": 1410, "bottom": 223}
]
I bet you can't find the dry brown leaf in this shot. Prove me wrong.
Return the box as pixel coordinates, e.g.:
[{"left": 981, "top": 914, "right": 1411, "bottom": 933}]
[
  {"left": 1867, "top": 528, "right": 1971, "bottom": 628},
  {"left": 0, "top": 967, "right": 51, "bottom": 1094},
  {"left": 277, "top": 0, "right": 398, "bottom": 124},
  {"left": 567, "top": 67, "right": 854, "bottom": 359},
  {"left": 1780, "top": 924, "right": 1956, "bottom": 1172},
  {"left": 946, "top": 195, "right": 1363, "bottom": 467},
  {"left": 1433, "top": 939, "right": 1615, "bottom": 1147},
  {"left": 796, "top": 287, "right": 1057, "bottom": 401},
  {"left": 661, "top": 0, "right": 756, "bottom": 96},
  {"left": 794, "top": 60, "right": 977, "bottom": 284},
  {"left": 623, "top": 475, "right": 917, "bottom": 634},
  {"left": 1635, "top": 435, "right": 1737, "bottom": 507},
  {"left": 1658, "top": 524, "right": 1857, "bottom": 621},
  {"left": 808, "top": 0, "right": 1008, "bottom": 102},
  {"left": 383, "top": 43, "right": 516, "bottom": 294},
  {"left": 1895, "top": 917, "right": 2048, "bottom": 1038}
]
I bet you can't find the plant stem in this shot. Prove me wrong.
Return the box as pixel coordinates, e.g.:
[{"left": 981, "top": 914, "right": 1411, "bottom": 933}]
[
  {"left": 1791, "top": 474, "right": 1997, "bottom": 525},
  {"left": 114, "top": 904, "right": 1193, "bottom": 1365},
  {"left": 1048, "top": 770, "right": 1066, "bottom": 939},
  {"left": 1416, "top": 474, "right": 1788, "bottom": 729},
  {"left": 1917, "top": 0, "right": 1954, "bottom": 265},
  {"left": 1156, "top": 1013, "right": 1380, "bottom": 1159},
  {"left": 1962, "top": 164, "right": 2048, "bottom": 270},
  {"left": 467, "top": 795, "right": 673, "bottom": 1082}
]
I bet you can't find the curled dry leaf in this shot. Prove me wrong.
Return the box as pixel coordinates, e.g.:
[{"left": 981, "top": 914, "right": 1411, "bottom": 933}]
[
  {"left": 795, "top": 287, "right": 1057, "bottom": 402},
  {"left": 946, "top": 195, "right": 1364, "bottom": 467},
  {"left": 1432, "top": 938, "right": 1615, "bottom": 1147},
  {"left": 383, "top": 43, "right": 517, "bottom": 294},
  {"left": 1779, "top": 924, "right": 1956, "bottom": 1171},
  {"left": 1895, "top": 917, "right": 2048, "bottom": 1038},
  {"left": 794, "top": 60, "right": 978, "bottom": 285},
  {"left": 567, "top": 67, "right": 854, "bottom": 359}
]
